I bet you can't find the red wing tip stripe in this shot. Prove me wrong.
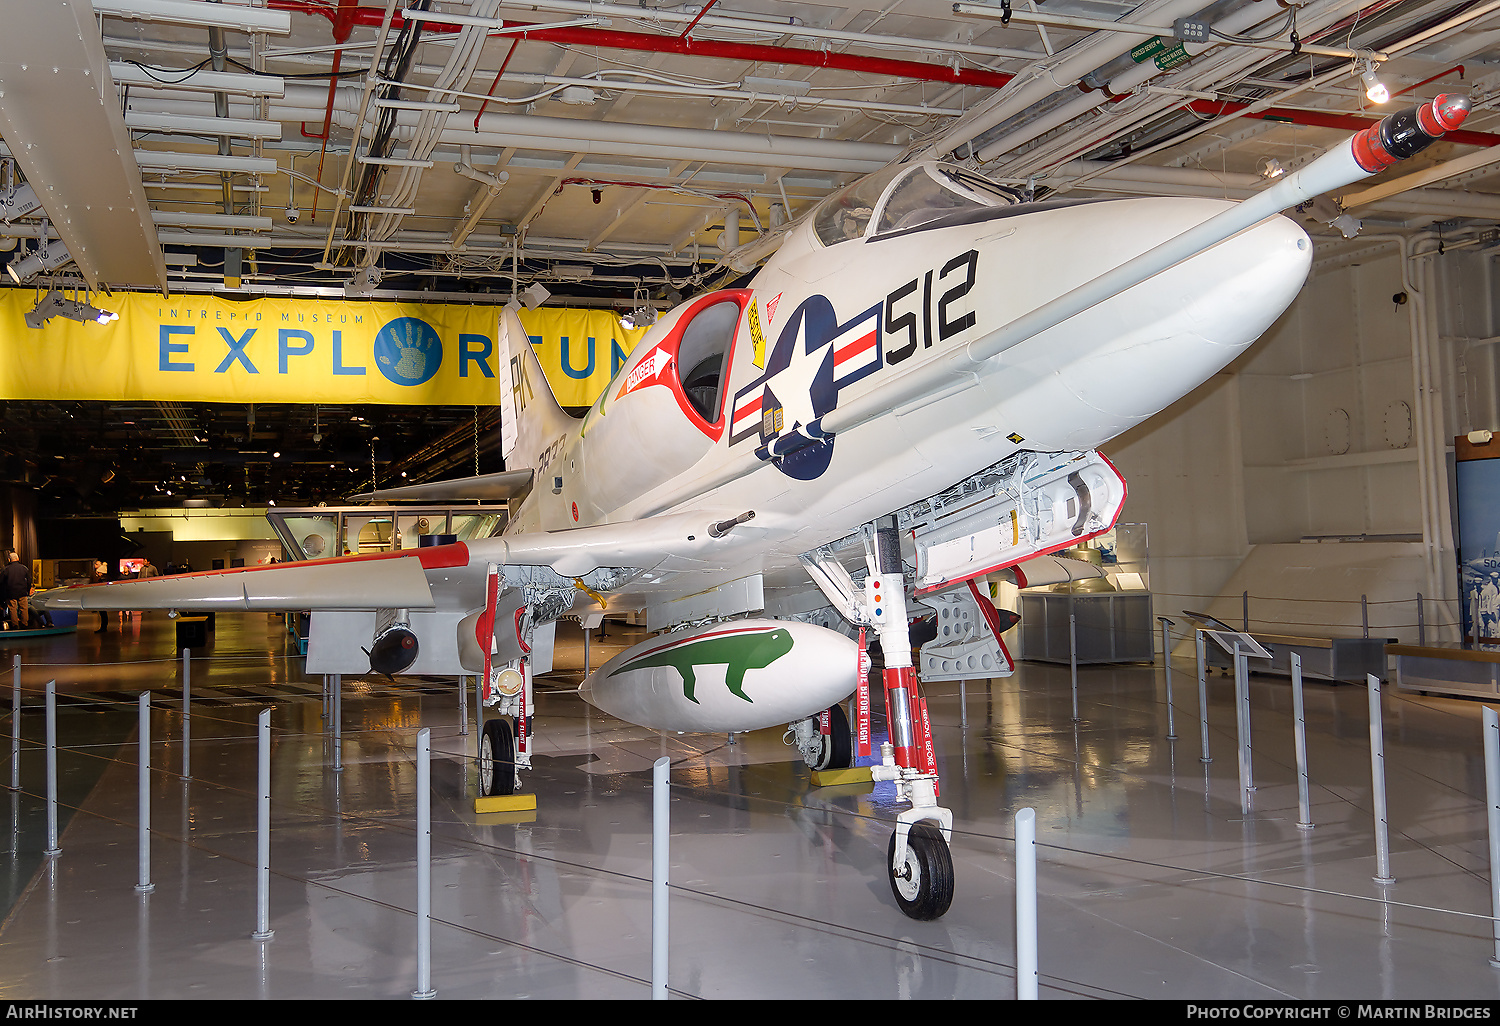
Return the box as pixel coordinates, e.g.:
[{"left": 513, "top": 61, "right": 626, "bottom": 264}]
[{"left": 66, "top": 542, "right": 469, "bottom": 588}]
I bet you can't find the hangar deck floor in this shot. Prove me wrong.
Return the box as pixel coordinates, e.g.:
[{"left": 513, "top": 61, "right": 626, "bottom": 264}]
[{"left": 2, "top": 612, "right": 1500, "bottom": 1001}]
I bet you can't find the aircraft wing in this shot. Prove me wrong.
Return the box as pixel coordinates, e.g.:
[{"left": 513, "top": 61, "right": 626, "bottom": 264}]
[
  {"left": 348, "top": 469, "right": 534, "bottom": 503},
  {"left": 38, "top": 546, "right": 464, "bottom": 611},
  {"left": 36, "top": 509, "right": 760, "bottom": 613}
]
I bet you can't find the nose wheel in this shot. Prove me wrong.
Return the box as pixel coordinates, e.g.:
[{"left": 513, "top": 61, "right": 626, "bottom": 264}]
[
  {"left": 479, "top": 717, "right": 517, "bottom": 797},
  {"left": 888, "top": 823, "right": 954, "bottom": 920}
]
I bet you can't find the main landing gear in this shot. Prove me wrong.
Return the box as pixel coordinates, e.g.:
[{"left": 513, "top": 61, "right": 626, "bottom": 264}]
[
  {"left": 479, "top": 716, "right": 517, "bottom": 797},
  {"left": 788, "top": 702, "right": 853, "bottom": 772}
]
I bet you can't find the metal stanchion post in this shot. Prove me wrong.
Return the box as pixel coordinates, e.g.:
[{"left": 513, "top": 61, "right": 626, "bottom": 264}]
[
  {"left": 1368, "top": 673, "right": 1394, "bottom": 885},
  {"left": 1483, "top": 706, "right": 1500, "bottom": 967},
  {"left": 474, "top": 675, "right": 484, "bottom": 771},
  {"left": 1158, "top": 617, "right": 1177, "bottom": 740},
  {"left": 180, "top": 648, "right": 191, "bottom": 780},
  {"left": 252, "top": 707, "right": 274, "bottom": 940},
  {"left": 9, "top": 654, "right": 18, "bottom": 791},
  {"left": 413, "top": 727, "right": 435, "bottom": 1000},
  {"left": 135, "top": 692, "right": 153, "bottom": 893},
  {"left": 458, "top": 674, "right": 468, "bottom": 737},
  {"left": 1291, "top": 652, "right": 1313, "bottom": 830},
  {"left": 332, "top": 673, "right": 343, "bottom": 773},
  {"left": 1233, "top": 641, "right": 1253, "bottom": 814},
  {"left": 1418, "top": 592, "right": 1426, "bottom": 647},
  {"left": 1016, "top": 807, "right": 1038, "bottom": 1000},
  {"left": 960, "top": 679, "right": 968, "bottom": 729},
  {"left": 653, "top": 755, "right": 670, "bottom": 1000},
  {"left": 1069, "top": 613, "right": 1079, "bottom": 722},
  {"left": 1362, "top": 595, "right": 1369, "bottom": 639},
  {"left": 44, "top": 679, "right": 58, "bottom": 855},
  {"left": 1196, "top": 630, "right": 1211, "bottom": 764}
]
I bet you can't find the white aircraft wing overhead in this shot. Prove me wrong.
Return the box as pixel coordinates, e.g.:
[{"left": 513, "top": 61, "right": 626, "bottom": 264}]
[
  {"left": 349, "top": 469, "right": 534, "bottom": 503},
  {"left": 41, "top": 550, "right": 445, "bottom": 612}
]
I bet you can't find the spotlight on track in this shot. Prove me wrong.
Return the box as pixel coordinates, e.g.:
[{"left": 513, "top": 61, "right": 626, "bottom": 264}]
[
  {"left": 25, "top": 290, "right": 118, "bottom": 329},
  {"left": 6, "top": 241, "right": 73, "bottom": 284},
  {"left": 344, "top": 264, "right": 382, "bottom": 297}
]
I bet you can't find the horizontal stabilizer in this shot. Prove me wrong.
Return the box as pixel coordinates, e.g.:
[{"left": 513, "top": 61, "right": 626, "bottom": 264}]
[{"left": 350, "top": 469, "right": 534, "bottom": 503}]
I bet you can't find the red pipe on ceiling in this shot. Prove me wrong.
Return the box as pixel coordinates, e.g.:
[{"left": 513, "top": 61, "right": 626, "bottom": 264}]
[
  {"left": 266, "top": 1, "right": 1015, "bottom": 89},
  {"left": 1185, "top": 99, "right": 1500, "bottom": 149}
]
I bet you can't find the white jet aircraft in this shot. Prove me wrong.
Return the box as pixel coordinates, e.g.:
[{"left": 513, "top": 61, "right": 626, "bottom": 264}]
[{"left": 42, "top": 94, "right": 1471, "bottom": 920}]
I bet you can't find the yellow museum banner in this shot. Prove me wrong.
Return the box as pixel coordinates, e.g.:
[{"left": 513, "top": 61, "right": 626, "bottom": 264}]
[{"left": 0, "top": 290, "right": 645, "bottom": 408}]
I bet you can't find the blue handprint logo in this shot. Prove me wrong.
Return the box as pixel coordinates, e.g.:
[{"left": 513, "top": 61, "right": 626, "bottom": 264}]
[{"left": 374, "top": 317, "right": 443, "bottom": 386}]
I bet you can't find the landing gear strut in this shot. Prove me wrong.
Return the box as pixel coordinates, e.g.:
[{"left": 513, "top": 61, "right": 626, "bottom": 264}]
[{"left": 863, "top": 515, "right": 957, "bottom": 920}]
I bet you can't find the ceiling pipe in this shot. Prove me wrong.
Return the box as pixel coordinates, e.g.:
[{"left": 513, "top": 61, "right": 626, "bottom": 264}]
[
  {"left": 266, "top": 0, "right": 1014, "bottom": 90},
  {"left": 972, "top": 0, "right": 1367, "bottom": 163},
  {"left": 928, "top": 0, "right": 1214, "bottom": 160},
  {"left": 134, "top": 86, "right": 903, "bottom": 171}
]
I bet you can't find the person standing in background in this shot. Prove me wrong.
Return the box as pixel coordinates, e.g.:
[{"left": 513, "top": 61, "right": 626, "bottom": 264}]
[{"left": 1, "top": 551, "right": 30, "bottom": 630}]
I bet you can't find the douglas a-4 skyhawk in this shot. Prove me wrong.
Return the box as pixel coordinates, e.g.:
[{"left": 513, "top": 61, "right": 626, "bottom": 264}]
[{"left": 42, "top": 95, "right": 1471, "bottom": 920}]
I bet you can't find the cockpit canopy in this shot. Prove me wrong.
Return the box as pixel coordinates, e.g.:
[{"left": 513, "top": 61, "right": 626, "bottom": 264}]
[{"left": 812, "top": 162, "right": 1023, "bottom": 247}]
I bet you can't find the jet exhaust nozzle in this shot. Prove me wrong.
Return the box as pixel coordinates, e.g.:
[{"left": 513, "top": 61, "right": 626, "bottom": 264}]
[
  {"left": 369, "top": 626, "right": 420, "bottom": 677},
  {"left": 1352, "top": 93, "right": 1471, "bottom": 174}
]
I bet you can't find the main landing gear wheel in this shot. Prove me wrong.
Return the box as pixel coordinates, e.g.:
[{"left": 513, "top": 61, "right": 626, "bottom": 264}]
[
  {"left": 810, "top": 703, "right": 852, "bottom": 772},
  {"left": 888, "top": 823, "right": 955, "bottom": 921},
  {"left": 479, "top": 717, "right": 517, "bottom": 797}
]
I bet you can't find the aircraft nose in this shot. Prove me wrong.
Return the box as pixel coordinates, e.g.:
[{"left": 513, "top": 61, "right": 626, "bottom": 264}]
[{"left": 1009, "top": 198, "right": 1314, "bottom": 434}]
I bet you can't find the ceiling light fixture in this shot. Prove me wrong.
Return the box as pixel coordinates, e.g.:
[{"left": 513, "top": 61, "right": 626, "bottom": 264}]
[
  {"left": 1361, "top": 61, "right": 1390, "bottom": 105},
  {"left": 520, "top": 282, "right": 551, "bottom": 310},
  {"left": 23, "top": 290, "right": 119, "bottom": 329},
  {"left": 6, "top": 241, "right": 72, "bottom": 284},
  {"left": 1259, "top": 158, "right": 1286, "bottom": 180},
  {"left": 344, "top": 265, "right": 383, "bottom": 298}
]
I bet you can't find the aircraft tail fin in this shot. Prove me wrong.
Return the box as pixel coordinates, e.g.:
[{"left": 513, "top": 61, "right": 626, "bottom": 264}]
[{"left": 498, "top": 305, "right": 577, "bottom": 472}]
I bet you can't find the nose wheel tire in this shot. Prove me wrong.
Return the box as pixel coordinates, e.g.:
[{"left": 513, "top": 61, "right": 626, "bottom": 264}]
[
  {"left": 810, "top": 703, "right": 853, "bottom": 771},
  {"left": 479, "top": 717, "right": 517, "bottom": 797},
  {"left": 888, "top": 823, "right": 955, "bottom": 921}
]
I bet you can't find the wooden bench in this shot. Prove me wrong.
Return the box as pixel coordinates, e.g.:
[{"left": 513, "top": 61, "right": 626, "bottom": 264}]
[{"left": 1389, "top": 642, "right": 1500, "bottom": 698}]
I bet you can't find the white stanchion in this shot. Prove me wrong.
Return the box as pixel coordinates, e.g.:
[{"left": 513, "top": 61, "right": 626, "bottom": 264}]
[
  {"left": 653, "top": 755, "right": 670, "bottom": 1000},
  {"left": 1368, "top": 673, "right": 1395, "bottom": 885},
  {"left": 413, "top": 727, "right": 435, "bottom": 1000},
  {"left": 252, "top": 707, "right": 274, "bottom": 941},
  {"left": 1158, "top": 618, "right": 1177, "bottom": 740},
  {"left": 1291, "top": 653, "right": 1313, "bottom": 830},
  {"left": 1483, "top": 707, "right": 1500, "bottom": 967},
  {"left": 1233, "top": 641, "right": 1254, "bottom": 813},
  {"left": 135, "top": 691, "right": 153, "bottom": 894},
  {"left": 1015, "top": 807, "right": 1037, "bottom": 1000},
  {"left": 44, "top": 679, "right": 58, "bottom": 856}
]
